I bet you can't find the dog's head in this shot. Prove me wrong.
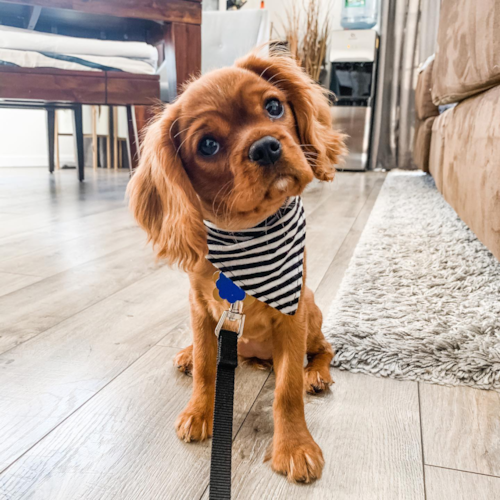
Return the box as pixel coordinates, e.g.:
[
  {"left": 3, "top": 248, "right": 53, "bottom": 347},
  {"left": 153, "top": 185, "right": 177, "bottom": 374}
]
[{"left": 128, "top": 52, "right": 345, "bottom": 271}]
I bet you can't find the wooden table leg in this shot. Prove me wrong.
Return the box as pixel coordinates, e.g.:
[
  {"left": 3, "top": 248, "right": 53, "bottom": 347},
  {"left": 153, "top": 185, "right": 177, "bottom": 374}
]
[
  {"left": 46, "top": 107, "right": 55, "bottom": 174},
  {"left": 73, "top": 104, "right": 84, "bottom": 182},
  {"left": 163, "top": 22, "right": 201, "bottom": 98}
]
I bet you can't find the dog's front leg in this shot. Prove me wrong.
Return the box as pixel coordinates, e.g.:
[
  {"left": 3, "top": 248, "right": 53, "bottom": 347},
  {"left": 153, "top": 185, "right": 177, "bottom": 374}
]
[
  {"left": 268, "top": 313, "right": 324, "bottom": 482},
  {"left": 175, "top": 303, "right": 217, "bottom": 442}
]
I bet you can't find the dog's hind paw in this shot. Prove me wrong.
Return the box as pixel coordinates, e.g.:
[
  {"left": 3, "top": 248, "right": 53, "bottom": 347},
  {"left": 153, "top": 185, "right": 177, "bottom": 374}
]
[
  {"left": 174, "top": 345, "right": 193, "bottom": 376},
  {"left": 304, "top": 366, "right": 333, "bottom": 394},
  {"left": 239, "top": 356, "right": 273, "bottom": 371}
]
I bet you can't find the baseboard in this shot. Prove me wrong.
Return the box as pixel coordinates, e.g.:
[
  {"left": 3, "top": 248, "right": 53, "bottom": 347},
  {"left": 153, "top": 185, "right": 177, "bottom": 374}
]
[{"left": 0, "top": 155, "right": 74, "bottom": 168}]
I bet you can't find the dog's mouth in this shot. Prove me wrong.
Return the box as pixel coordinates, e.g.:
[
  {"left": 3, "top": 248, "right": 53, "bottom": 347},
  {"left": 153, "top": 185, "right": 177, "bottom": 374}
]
[
  {"left": 200, "top": 153, "right": 311, "bottom": 229},
  {"left": 230, "top": 172, "right": 302, "bottom": 220},
  {"left": 272, "top": 174, "right": 297, "bottom": 193},
  {"left": 268, "top": 158, "right": 311, "bottom": 194}
]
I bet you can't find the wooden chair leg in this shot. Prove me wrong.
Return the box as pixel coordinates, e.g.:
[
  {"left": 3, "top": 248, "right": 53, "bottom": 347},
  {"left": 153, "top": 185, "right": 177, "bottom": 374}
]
[
  {"left": 46, "top": 108, "right": 55, "bottom": 174},
  {"left": 54, "top": 110, "right": 60, "bottom": 170},
  {"left": 106, "top": 135, "right": 111, "bottom": 169},
  {"left": 73, "top": 104, "right": 85, "bottom": 182},
  {"left": 126, "top": 105, "right": 140, "bottom": 172},
  {"left": 113, "top": 107, "right": 119, "bottom": 169},
  {"left": 108, "top": 106, "right": 114, "bottom": 169},
  {"left": 106, "top": 108, "right": 111, "bottom": 169},
  {"left": 91, "top": 106, "right": 98, "bottom": 170}
]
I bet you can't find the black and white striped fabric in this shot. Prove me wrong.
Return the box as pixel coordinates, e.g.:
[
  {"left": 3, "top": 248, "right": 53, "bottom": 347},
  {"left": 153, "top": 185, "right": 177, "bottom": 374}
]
[{"left": 204, "top": 197, "right": 306, "bottom": 315}]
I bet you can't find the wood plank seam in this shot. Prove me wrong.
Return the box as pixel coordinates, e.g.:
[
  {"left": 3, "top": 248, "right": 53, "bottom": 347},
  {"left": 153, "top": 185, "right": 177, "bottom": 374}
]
[
  {"left": 314, "top": 176, "right": 386, "bottom": 297},
  {"left": 0, "top": 242, "right": 159, "bottom": 356},
  {"left": 0, "top": 226, "right": 139, "bottom": 278},
  {"left": 0, "top": 206, "right": 126, "bottom": 244},
  {"left": 152, "top": 316, "right": 191, "bottom": 349},
  {"left": 0, "top": 313, "right": 193, "bottom": 477},
  {"left": 0, "top": 270, "right": 43, "bottom": 279},
  {"left": 197, "top": 370, "right": 274, "bottom": 500},
  {"left": 232, "top": 371, "right": 273, "bottom": 439},
  {"left": 426, "top": 464, "right": 500, "bottom": 480},
  {"left": 420, "top": 382, "right": 500, "bottom": 478},
  {"left": 418, "top": 383, "right": 429, "bottom": 500},
  {"left": 0, "top": 207, "right": 129, "bottom": 257}
]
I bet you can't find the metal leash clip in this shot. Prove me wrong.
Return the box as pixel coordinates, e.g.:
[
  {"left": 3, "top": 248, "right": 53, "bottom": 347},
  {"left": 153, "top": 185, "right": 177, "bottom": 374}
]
[{"left": 215, "top": 300, "right": 245, "bottom": 339}]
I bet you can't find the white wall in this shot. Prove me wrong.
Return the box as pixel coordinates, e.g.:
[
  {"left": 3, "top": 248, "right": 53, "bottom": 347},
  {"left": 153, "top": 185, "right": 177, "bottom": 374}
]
[
  {"left": 0, "top": 106, "right": 128, "bottom": 168},
  {"left": 0, "top": 109, "right": 67, "bottom": 167},
  {"left": 242, "top": 0, "right": 344, "bottom": 38}
]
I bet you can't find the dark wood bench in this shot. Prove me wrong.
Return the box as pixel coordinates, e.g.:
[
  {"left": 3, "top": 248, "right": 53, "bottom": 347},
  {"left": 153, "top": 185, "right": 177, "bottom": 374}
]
[
  {"left": 0, "top": 67, "right": 160, "bottom": 180},
  {"left": 0, "top": 0, "right": 201, "bottom": 180}
]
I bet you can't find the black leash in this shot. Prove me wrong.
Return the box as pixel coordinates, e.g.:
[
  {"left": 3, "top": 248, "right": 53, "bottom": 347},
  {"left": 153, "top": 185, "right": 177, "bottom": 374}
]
[
  {"left": 209, "top": 301, "right": 245, "bottom": 500},
  {"left": 209, "top": 329, "right": 238, "bottom": 500}
]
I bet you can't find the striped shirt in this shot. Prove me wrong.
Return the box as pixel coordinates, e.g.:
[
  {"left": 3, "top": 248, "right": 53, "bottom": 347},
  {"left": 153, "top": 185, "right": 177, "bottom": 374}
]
[{"left": 204, "top": 197, "right": 305, "bottom": 315}]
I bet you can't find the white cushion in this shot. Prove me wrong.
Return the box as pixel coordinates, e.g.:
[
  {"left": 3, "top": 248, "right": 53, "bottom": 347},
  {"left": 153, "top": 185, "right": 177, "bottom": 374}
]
[{"left": 202, "top": 9, "right": 270, "bottom": 74}]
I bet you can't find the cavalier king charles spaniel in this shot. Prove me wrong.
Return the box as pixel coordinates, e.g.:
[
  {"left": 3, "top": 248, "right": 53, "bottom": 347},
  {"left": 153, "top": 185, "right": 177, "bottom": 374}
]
[{"left": 128, "top": 51, "right": 345, "bottom": 483}]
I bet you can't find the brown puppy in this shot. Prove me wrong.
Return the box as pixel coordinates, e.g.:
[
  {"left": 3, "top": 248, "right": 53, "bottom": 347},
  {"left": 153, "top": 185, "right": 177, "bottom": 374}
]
[{"left": 128, "top": 51, "right": 345, "bottom": 483}]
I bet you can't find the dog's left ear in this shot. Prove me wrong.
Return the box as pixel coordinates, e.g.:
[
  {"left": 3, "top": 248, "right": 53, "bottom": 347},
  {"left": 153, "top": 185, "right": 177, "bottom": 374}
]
[{"left": 236, "top": 52, "right": 346, "bottom": 181}]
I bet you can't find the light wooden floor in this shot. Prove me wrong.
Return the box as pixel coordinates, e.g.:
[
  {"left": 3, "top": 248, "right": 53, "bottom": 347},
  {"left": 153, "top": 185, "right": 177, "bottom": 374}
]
[{"left": 0, "top": 167, "right": 498, "bottom": 500}]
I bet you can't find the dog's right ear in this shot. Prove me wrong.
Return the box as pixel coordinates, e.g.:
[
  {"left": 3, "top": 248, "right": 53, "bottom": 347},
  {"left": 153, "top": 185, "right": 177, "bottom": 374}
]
[
  {"left": 127, "top": 105, "right": 207, "bottom": 271},
  {"left": 236, "top": 52, "right": 346, "bottom": 181}
]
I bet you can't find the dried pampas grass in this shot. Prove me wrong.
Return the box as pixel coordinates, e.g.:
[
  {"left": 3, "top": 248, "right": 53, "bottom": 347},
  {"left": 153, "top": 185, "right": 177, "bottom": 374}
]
[{"left": 283, "top": 0, "right": 330, "bottom": 82}]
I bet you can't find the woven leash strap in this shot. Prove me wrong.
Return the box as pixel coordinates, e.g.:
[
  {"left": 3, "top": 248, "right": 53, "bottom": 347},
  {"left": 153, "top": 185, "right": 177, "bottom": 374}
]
[{"left": 209, "top": 329, "right": 239, "bottom": 500}]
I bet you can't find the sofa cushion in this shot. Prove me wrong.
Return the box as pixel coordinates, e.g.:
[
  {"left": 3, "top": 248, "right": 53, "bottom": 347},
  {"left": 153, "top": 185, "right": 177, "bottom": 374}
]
[
  {"left": 428, "top": 109, "right": 453, "bottom": 192},
  {"left": 413, "top": 116, "right": 436, "bottom": 173},
  {"left": 432, "top": 0, "right": 500, "bottom": 106},
  {"left": 415, "top": 60, "right": 439, "bottom": 120},
  {"left": 438, "top": 86, "right": 500, "bottom": 260}
]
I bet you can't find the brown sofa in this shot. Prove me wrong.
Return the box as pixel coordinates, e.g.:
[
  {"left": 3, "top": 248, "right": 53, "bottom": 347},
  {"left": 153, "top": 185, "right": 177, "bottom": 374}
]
[
  {"left": 413, "top": 60, "right": 438, "bottom": 173},
  {"left": 414, "top": 0, "right": 500, "bottom": 261},
  {"left": 432, "top": 0, "right": 500, "bottom": 106}
]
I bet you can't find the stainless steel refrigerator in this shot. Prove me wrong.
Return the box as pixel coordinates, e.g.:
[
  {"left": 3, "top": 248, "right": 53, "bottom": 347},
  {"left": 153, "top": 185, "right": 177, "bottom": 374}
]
[{"left": 329, "top": 29, "right": 379, "bottom": 171}]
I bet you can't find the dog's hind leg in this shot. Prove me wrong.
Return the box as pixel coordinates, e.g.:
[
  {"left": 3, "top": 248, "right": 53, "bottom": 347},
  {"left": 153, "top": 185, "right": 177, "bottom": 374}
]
[
  {"left": 174, "top": 344, "right": 193, "bottom": 376},
  {"left": 304, "top": 289, "right": 334, "bottom": 394}
]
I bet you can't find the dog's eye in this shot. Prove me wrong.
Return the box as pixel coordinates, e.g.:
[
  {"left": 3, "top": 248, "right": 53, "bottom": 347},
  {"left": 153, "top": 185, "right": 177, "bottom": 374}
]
[
  {"left": 198, "top": 137, "right": 220, "bottom": 156},
  {"left": 265, "top": 99, "right": 284, "bottom": 119}
]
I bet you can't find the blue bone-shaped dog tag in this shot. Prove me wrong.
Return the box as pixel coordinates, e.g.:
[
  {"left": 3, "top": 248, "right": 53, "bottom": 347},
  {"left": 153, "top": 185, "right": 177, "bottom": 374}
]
[{"left": 216, "top": 273, "right": 245, "bottom": 304}]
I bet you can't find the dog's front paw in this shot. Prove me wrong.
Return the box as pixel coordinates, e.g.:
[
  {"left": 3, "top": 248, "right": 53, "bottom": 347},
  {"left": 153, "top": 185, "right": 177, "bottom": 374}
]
[
  {"left": 304, "top": 366, "right": 333, "bottom": 394},
  {"left": 266, "top": 435, "right": 324, "bottom": 483},
  {"left": 175, "top": 405, "right": 213, "bottom": 442}
]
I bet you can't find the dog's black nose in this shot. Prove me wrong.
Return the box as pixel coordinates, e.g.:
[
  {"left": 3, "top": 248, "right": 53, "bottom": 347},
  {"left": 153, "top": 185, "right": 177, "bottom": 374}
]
[{"left": 248, "top": 136, "right": 282, "bottom": 166}]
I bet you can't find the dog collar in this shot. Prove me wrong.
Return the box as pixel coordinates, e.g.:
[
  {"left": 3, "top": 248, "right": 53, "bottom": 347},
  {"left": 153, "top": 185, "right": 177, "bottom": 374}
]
[{"left": 204, "top": 196, "right": 306, "bottom": 315}]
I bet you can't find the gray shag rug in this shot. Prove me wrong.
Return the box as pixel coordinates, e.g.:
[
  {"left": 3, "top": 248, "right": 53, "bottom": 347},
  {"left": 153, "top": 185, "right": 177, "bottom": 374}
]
[{"left": 323, "top": 172, "right": 500, "bottom": 391}]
